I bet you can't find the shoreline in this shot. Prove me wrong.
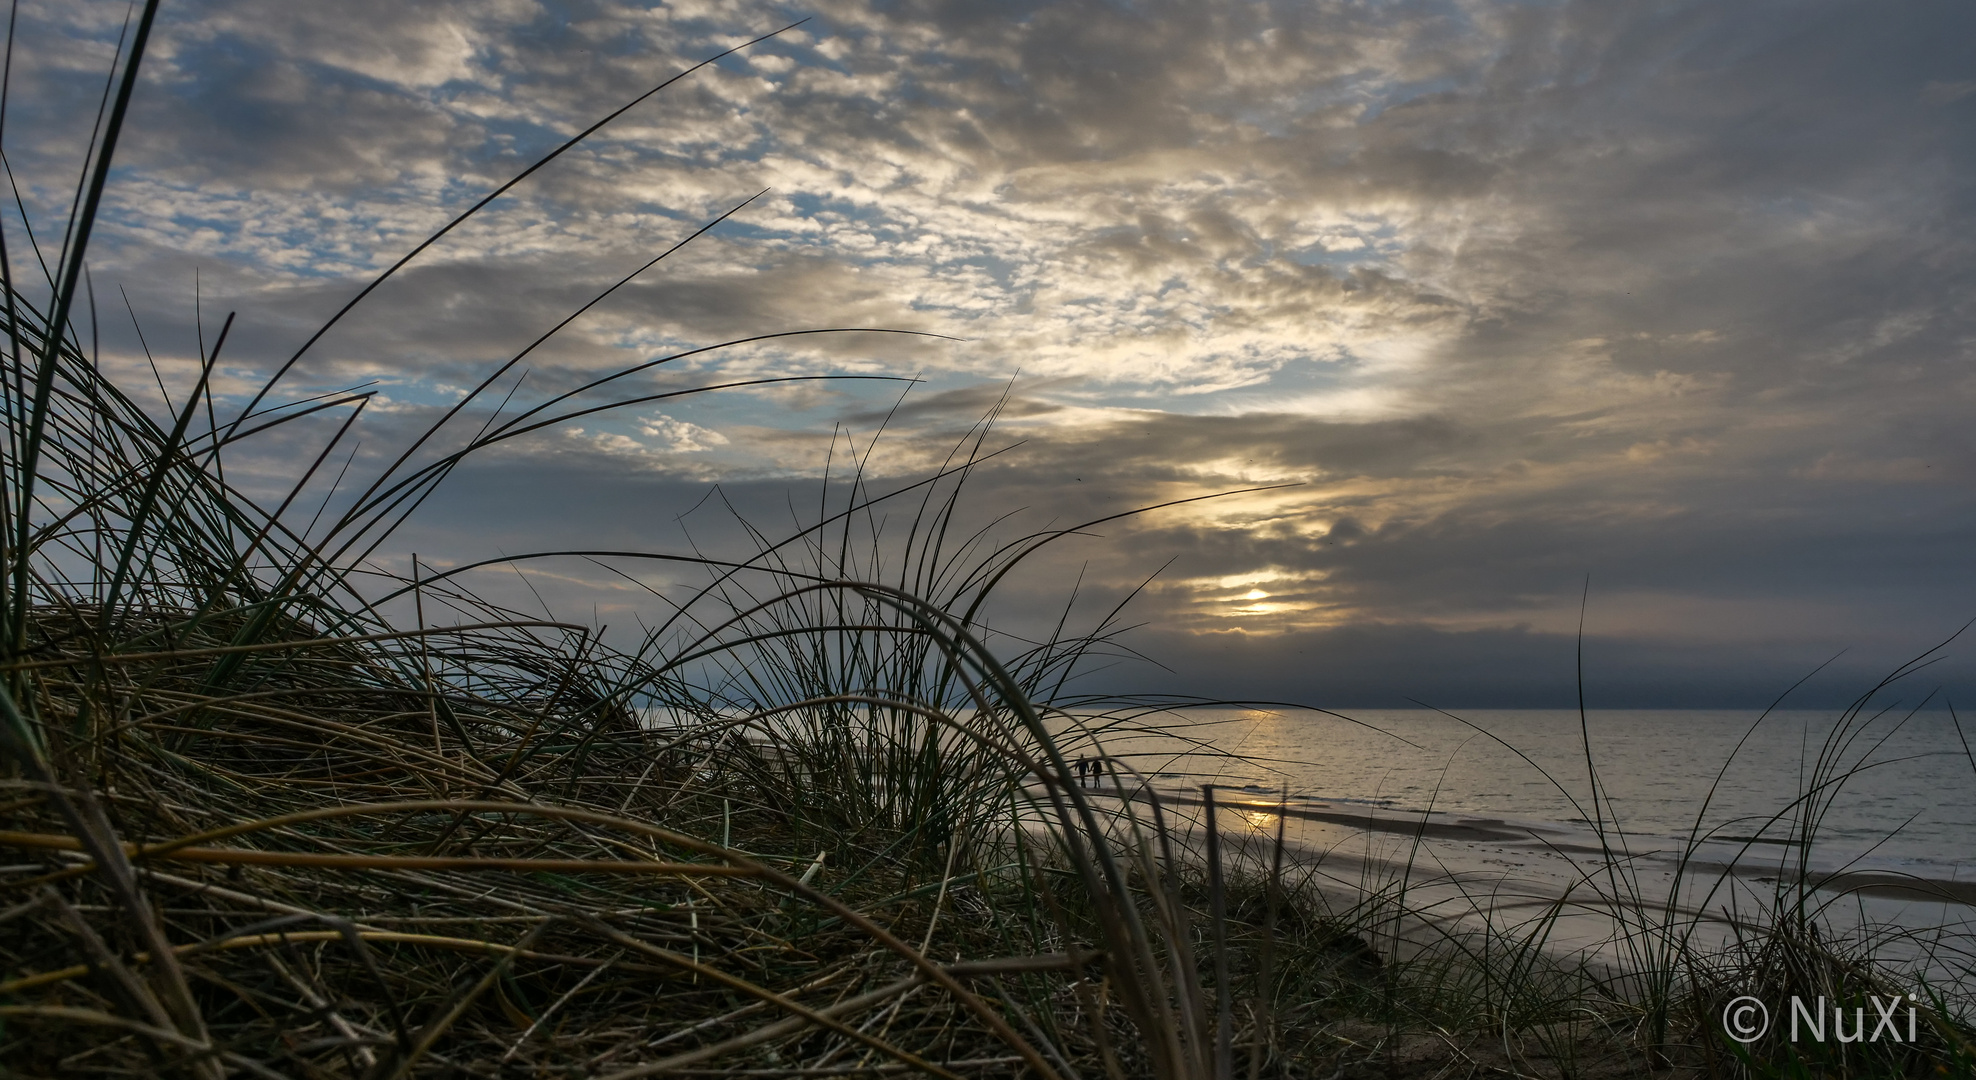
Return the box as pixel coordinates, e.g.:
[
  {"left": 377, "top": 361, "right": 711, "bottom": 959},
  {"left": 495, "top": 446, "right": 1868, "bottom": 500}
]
[{"left": 1094, "top": 785, "right": 1976, "bottom": 910}]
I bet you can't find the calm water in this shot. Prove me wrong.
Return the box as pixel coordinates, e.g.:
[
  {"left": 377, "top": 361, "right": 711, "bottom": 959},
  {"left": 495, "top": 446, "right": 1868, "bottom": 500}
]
[{"left": 1073, "top": 708, "right": 1976, "bottom": 880}]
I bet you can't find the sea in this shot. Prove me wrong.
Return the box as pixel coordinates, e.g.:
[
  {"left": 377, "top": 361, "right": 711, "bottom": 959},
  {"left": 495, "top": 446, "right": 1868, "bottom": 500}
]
[
  {"left": 1058, "top": 707, "right": 1976, "bottom": 968},
  {"left": 1082, "top": 707, "right": 1976, "bottom": 877}
]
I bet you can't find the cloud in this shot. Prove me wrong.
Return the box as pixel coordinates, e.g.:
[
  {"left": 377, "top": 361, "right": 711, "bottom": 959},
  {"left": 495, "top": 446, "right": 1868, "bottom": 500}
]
[
  {"left": 638, "top": 412, "right": 729, "bottom": 450},
  {"left": 12, "top": 0, "right": 1976, "bottom": 704}
]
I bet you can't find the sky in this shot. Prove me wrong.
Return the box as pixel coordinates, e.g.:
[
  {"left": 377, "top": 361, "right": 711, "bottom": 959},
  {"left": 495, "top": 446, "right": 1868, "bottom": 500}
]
[{"left": 10, "top": 0, "right": 1976, "bottom": 707}]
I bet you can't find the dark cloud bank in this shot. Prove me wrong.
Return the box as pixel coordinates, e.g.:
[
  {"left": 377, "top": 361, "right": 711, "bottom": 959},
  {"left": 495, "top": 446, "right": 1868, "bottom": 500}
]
[{"left": 413, "top": 446, "right": 1976, "bottom": 709}]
